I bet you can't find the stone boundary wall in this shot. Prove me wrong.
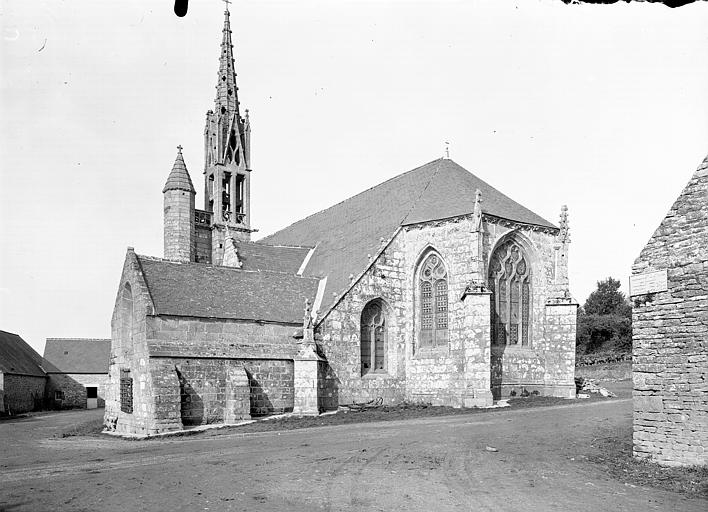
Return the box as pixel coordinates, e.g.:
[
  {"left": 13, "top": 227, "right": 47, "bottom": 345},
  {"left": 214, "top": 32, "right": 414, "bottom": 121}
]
[{"left": 632, "top": 156, "right": 707, "bottom": 467}]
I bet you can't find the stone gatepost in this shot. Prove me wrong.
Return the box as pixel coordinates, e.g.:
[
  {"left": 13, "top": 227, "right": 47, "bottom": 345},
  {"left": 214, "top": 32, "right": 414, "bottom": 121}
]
[{"left": 461, "top": 285, "right": 494, "bottom": 407}]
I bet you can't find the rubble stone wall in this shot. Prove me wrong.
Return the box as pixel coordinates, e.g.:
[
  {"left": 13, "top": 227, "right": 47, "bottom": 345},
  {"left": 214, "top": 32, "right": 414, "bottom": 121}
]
[
  {"left": 1, "top": 374, "right": 46, "bottom": 414},
  {"left": 145, "top": 316, "right": 297, "bottom": 419},
  {"left": 632, "top": 156, "right": 708, "bottom": 467}
]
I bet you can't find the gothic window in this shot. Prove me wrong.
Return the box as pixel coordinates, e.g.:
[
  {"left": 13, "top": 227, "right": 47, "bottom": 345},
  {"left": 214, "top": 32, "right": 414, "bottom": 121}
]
[
  {"left": 418, "top": 253, "right": 448, "bottom": 348},
  {"left": 120, "top": 369, "right": 133, "bottom": 414},
  {"left": 361, "top": 301, "right": 386, "bottom": 376},
  {"left": 489, "top": 241, "right": 531, "bottom": 346}
]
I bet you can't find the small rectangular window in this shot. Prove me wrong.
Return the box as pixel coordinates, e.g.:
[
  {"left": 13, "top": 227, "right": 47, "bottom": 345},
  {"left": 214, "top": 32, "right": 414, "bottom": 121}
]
[
  {"left": 86, "top": 387, "right": 98, "bottom": 399},
  {"left": 54, "top": 390, "right": 64, "bottom": 400}
]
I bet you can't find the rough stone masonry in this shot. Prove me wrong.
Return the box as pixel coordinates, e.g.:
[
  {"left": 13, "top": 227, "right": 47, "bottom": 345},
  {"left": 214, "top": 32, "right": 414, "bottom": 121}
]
[{"left": 631, "top": 154, "right": 708, "bottom": 467}]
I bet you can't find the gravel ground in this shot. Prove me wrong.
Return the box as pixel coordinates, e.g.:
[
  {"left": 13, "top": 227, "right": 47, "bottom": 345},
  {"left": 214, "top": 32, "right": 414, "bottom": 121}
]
[{"left": 1, "top": 382, "right": 705, "bottom": 512}]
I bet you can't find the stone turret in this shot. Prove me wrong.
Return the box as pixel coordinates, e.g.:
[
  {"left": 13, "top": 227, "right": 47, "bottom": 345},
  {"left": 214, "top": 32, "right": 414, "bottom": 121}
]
[{"left": 163, "top": 146, "right": 196, "bottom": 262}]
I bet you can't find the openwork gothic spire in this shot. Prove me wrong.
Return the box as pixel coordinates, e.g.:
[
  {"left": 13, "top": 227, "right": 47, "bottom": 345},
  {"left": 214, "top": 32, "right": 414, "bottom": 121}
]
[{"left": 215, "top": 7, "right": 240, "bottom": 116}]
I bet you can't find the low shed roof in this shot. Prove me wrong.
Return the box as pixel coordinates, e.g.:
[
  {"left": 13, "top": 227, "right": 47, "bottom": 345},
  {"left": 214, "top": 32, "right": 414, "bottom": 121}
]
[{"left": 137, "top": 256, "right": 320, "bottom": 324}]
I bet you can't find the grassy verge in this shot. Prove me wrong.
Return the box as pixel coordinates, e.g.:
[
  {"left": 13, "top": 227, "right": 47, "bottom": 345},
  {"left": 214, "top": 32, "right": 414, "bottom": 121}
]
[
  {"left": 202, "top": 394, "right": 604, "bottom": 436},
  {"left": 588, "top": 426, "right": 708, "bottom": 498},
  {"left": 55, "top": 418, "right": 105, "bottom": 438}
]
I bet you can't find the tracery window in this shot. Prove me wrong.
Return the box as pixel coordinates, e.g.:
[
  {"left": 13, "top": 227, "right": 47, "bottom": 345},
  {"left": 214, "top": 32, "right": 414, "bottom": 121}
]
[
  {"left": 361, "top": 301, "right": 386, "bottom": 376},
  {"left": 489, "top": 241, "right": 531, "bottom": 346},
  {"left": 419, "top": 253, "right": 448, "bottom": 348}
]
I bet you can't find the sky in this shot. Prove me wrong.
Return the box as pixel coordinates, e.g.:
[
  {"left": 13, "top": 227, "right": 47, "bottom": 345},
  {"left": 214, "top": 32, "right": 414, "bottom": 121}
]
[{"left": 1, "top": 0, "right": 707, "bottom": 354}]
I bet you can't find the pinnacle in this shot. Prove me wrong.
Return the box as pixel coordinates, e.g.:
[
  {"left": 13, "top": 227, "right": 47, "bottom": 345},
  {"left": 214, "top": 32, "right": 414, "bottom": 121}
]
[{"left": 163, "top": 146, "right": 196, "bottom": 194}]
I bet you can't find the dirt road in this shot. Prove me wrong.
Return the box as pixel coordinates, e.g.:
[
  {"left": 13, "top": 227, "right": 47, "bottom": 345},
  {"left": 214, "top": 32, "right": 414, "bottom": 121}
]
[{"left": 1, "top": 398, "right": 704, "bottom": 511}]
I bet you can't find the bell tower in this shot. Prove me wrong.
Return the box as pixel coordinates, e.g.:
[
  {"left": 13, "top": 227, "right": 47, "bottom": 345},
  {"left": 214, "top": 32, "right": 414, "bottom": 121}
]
[{"left": 203, "top": 6, "right": 254, "bottom": 265}]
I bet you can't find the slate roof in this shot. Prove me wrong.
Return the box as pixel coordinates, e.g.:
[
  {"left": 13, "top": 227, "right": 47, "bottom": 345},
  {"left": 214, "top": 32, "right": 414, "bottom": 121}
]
[
  {"left": 261, "top": 158, "right": 557, "bottom": 317},
  {"left": 0, "top": 330, "right": 46, "bottom": 377},
  {"left": 234, "top": 242, "right": 312, "bottom": 274},
  {"left": 43, "top": 338, "right": 111, "bottom": 374},
  {"left": 163, "top": 148, "right": 195, "bottom": 193},
  {"left": 137, "top": 256, "right": 319, "bottom": 324}
]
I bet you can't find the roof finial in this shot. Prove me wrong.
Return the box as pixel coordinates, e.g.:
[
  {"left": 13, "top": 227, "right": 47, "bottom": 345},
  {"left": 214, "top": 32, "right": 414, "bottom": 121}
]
[
  {"left": 444, "top": 141, "right": 450, "bottom": 159},
  {"left": 223, "top": 0, "right": 231, "bottom": 13},
  {"left": 177, "top": 145, "right": 183, "bottom": 153},
  {"left": 559, "top": 205, "right": 570, "bottom": 244}
]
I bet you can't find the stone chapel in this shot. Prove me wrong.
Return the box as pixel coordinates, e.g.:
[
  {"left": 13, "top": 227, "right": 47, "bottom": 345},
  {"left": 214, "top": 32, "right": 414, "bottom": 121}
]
[{"left": 104, "top": 8, "right": 578, "bottom": 436}]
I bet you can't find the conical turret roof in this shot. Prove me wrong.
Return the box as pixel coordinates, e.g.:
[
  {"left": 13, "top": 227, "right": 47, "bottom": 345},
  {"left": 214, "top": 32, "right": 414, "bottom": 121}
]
[{"left": 163, "top": 146, "right": 195, "bottom": 193}]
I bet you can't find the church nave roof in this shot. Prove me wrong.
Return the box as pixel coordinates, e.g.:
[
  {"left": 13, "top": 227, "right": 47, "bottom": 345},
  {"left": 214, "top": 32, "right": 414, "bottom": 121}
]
[{"left": 260, "top": 158, "right": 556, "bottom": 320}]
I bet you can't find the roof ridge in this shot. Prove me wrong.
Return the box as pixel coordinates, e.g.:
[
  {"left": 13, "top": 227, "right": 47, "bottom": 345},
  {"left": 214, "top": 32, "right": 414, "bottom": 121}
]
[
  {"left": 46, "top": 338, "right": 111, "bottom": 342},
  {"left": 261, "top": 158, "right": 444, "bottom": 241},
  {"left": 236, "top": 241, "right": 315, "bottom": 250},
  {"left": 137, "top": 254, "right": 321, "bottom": 280}
]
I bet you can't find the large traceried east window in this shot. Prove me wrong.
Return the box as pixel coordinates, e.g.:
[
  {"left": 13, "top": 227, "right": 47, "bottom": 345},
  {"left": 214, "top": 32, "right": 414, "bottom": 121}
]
[
  {"left": 488, "top": 240, "right": 531, "bottom": 346},
  {"left": 419, "top": 253, "right": 448, "bottom": 348},
  {"left": 361, "top": 300, "right": 386, "bottom": 376}
]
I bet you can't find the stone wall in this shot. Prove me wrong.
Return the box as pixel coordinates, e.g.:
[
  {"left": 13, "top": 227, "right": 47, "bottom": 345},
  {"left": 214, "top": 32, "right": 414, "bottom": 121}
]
[
  {"left": 46, "top": 373, "right": 109, "bottom": 409},
  {"left": 105, "top": 249, "right": 303, "bottom": 436},
  {"left": 485, "top": 219, "right": 577, "bottom": 399},
  {"left": 632, "top": 156, "right": 708, "bottom": 467},
  {"left": 1, "top": 374, "right": 46, "bottom": 414},
  {"left": 318, "top": 214, "right": 576, "bottom": 407},
  {"left": 145, "top": 316, "right": 299, "bottom": 427},
  {"left": 105, "top": 249, "right": 161, "bottom": 436}
]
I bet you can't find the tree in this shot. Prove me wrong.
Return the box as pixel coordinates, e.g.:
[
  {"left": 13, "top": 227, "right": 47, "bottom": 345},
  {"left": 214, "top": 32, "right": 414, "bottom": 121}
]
[{"left": 576, "top": 277, "right": 632, "bottom": 354}]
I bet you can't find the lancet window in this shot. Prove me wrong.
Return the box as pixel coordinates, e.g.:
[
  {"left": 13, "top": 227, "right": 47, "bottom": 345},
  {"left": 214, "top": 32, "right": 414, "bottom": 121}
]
[
  {"left": 361, "top": 301, "right": 386, "bottom": 376},
  {"left": 419, "top": 253, "right": 449, "bottom": 348},
  {"left": 488, "top": 241, "right": 531, "bottom": 346}
]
